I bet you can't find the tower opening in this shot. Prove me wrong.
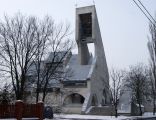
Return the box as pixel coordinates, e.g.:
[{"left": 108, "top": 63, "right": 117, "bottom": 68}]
[{"left": 79, "top": 13, "right": 92, "bottom": 41}]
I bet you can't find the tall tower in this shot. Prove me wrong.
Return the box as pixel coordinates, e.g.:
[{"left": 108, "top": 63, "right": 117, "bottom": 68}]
[
  {"left": 76, "top": 5, "right": 109, "bottom": 83},
  {"left": 76, "top": 5, "right": 111, "bottom": 112},
  {"left": 62, "top": 5, "right": 111, "bottom": 114}
]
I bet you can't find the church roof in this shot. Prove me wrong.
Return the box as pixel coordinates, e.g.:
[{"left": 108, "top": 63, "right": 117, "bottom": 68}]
[
  {"left": 46, "top": 51, "right": 70, "bottom": 63},
  {"left": 64, "top": 54, "right": 93, "bottom": 82},
  {"left": 27, "top": 52, "right": 93, "bottom": 88}
]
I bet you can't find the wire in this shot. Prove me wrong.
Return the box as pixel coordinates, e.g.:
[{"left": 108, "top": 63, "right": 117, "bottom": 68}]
[
  {"left": 132, "top": 0, "right": 155, "bottom": 25},
  {"left": 137, "top": 0, "right": 156, "bottom": 23}
]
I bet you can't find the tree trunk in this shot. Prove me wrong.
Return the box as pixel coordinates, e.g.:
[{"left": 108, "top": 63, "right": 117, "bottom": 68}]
[
  {"left": 114, "top": 103, "right": 118, "bottom": 118},
  {"left": 16, "top": 91, "right": 23, "bottom": 100},
  {"left": 42, "top": 91, "right": 46, "bottom": 102},
  {"left": 153, "top": 94, "right": 156, "bottom": 115},
  {"left": 139, "top": 103, "right": 142, "bottom": 116},
  {"left": 36, "top": 88, "right": 39, "bottom": 103}
]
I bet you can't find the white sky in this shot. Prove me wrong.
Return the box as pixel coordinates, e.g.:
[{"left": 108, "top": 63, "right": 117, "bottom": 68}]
[{"left": 0, "top": 0, "right": 155, "bottom": 69}]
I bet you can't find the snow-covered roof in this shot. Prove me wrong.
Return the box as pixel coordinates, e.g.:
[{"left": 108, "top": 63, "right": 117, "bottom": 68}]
[
  {"left": 46, "top": 51, "right": 70, "bottom": 63},
  {"left": 27, "top": 61, "right": 45, "bottom": 76},
  {"left": 27, "top": 52, "right": 93, "bottom": 87},
  {"left": 64, "top": 54, "right": 93, "bottom": 82}
]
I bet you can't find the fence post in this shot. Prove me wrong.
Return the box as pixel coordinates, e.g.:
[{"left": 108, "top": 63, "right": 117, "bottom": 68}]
[
  {"left": 36, "top": 101, "right": 44, "bottom": 120},
  {"left": 15, "top": 100, "right": 24, "bottom": 120}
]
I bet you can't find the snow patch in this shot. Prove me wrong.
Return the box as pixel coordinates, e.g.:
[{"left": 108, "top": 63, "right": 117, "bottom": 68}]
[{"left": 53, "top": 114, "right": 131, "bottom": 120}]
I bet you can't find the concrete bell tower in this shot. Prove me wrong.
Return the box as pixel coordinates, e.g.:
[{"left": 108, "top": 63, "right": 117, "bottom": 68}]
[
  {"left": 76, "top": 5, "right": 111, "bottom": 112},
  {"left": 76, "top": 7, "right": 94, "bottom": 65}
]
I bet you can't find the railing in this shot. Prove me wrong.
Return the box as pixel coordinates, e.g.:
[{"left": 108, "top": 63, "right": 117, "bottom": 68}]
[{"left": 0, "top": 100, "right": 43, "bottom": 120}]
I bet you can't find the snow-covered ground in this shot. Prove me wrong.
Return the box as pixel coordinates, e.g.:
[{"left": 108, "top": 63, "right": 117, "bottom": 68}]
[
  {"left": 143, "top": 112, "right": 156, "bottom": 117},
  {"left": 45, "top": 112, "right": 156, "bottom": 120},
  {"left": 51, "top": 114, "right": 131, "bottom": 120},
  {"left": 0, "top": 112, "right": 155, "bottom": 120}
]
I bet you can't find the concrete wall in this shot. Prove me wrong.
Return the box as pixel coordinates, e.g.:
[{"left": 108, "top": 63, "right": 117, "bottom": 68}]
[
  {"left": 85, "top": 106, "right": 115, "bottom": 116},
  {"left": 62, "top": 106, "right": 82, "bottom": 114}
]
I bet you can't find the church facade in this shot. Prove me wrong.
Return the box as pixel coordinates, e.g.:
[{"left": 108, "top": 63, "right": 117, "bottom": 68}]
[{"left": 26, "top": 5, "right": 111, "bottom": 114}]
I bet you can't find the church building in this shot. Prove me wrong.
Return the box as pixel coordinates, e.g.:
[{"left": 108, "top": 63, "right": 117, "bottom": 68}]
[{"left": 27, "top": 5, "right": 112, "bottom": 114}]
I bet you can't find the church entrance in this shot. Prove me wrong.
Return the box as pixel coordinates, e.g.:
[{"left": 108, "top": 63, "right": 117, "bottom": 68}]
[{"left": 63, "top": 93, "right": 85, "bottom": 107}]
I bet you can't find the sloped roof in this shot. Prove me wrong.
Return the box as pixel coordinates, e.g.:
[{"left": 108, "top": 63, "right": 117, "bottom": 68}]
[
  {"left": 64, "top": 54, "right": 92, "bottom": 82},
  {"left": 27, "top": 52, "right": 93, "bottom": 87},
  {"left": 46, "top": 51, "right": 70, "bottom": 63},
  {"left": 27, "top": 61, "right": 45, "bottom": 76}
]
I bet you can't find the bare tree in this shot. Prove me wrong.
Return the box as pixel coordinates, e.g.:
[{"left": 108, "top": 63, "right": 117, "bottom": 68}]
[
  {"left": 125, "top": 64, "right": 149, "bottom": 116},
  {"left": 110, "top": 68, "right": 125, "bottom": 118},
  {"left": 36, "top": 50, "right": 72, "bottom": 103},
  {"left": 0, "top": 13, "right": 73, "bottom": 101},
  {"left": 147, "top": 19, "right": 156, "bottom": 115},
  {"left": 26, "top": 18, "right": 73, "bottom": 103},
  {"left": 0, "top": 14, "right": 40, "bottom": 100},
  {"left": 148, "top": 67, "right": 156, "bottom": 115}
]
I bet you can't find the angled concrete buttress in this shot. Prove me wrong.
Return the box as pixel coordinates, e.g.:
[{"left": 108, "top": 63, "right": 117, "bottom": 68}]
[{"left": 76, "top": 5, "right": 111, "bottom": 114}]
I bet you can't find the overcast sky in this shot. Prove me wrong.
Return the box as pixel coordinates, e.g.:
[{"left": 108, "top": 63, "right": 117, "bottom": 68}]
[{"left": 0, "top": 0, "right": 156, "bottom": 69}]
